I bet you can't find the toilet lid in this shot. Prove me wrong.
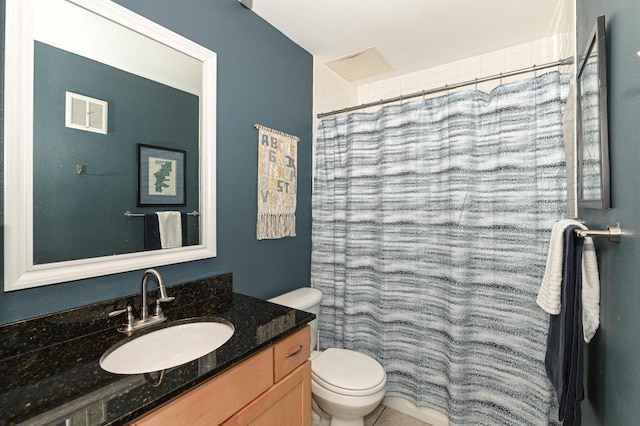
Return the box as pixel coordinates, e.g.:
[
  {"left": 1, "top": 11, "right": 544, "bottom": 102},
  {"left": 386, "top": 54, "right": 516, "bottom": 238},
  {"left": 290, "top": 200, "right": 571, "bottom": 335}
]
[{"left": 312, "top": 348, "right": 386, "bottom": 393}]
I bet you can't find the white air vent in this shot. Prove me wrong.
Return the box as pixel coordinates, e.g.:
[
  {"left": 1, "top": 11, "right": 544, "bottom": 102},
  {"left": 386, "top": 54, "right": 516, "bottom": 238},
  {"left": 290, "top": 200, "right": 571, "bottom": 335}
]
[
  {"left": 326, "top": 47, "right": 393, "bottom": 82},
  {"left": 65, "top": 91, "right": 108, "bottom": 134}
]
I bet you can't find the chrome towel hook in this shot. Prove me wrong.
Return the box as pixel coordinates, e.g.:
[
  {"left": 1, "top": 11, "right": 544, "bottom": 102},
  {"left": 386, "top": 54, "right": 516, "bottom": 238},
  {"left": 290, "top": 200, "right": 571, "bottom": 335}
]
[{"left": 575, "top": 224, "right": 622, "bottom": 243}]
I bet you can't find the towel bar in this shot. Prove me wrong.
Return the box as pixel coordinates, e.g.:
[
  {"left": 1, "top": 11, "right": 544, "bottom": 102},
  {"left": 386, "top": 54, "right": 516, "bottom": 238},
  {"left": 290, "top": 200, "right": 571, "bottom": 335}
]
[
  {"left": 575, "top": 224, "right": 622, "bottom": 243},
  {"left": 124, "top": 210, "right": 200, "bottom": 219}
]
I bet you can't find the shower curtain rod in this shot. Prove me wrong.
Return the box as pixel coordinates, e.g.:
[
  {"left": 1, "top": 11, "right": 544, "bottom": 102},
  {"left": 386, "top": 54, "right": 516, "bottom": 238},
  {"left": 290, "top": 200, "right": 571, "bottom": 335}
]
[{"left": 317, "top": 57, "right": 574, "bottom": 119}]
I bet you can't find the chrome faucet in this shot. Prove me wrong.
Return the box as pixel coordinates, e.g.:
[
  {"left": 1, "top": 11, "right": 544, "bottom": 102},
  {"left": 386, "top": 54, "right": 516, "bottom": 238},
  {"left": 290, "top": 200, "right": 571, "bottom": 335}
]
[
  {"left": 109, "top": 268, "right": 175, "bottom": 333},
  {"left": 140, "top": 268, "right": 174, "bottom": 321}
]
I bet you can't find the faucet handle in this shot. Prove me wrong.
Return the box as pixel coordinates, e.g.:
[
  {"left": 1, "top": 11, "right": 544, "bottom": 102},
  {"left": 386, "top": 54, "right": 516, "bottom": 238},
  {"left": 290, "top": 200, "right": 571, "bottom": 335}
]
[
  {"left": 153, "top": 295, "right": 174, "bottom": 317},
  {"left": 108, "top": 305, "right": 135, "bottom": 326},
  {"left": 151, "top": 297, "right": 174, "bottom": 318}
]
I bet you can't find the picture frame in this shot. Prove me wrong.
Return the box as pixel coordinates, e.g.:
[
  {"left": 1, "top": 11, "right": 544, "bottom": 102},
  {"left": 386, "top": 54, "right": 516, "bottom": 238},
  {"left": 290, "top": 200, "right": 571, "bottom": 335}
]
[{"left": 137, "top": 143, "right": 186, "bottom": 206}]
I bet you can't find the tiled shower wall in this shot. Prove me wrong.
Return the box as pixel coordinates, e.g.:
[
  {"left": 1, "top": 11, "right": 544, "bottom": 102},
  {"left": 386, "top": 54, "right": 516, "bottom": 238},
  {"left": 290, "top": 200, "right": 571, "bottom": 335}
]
[
  {"left": 313, "top": 37, "right": 559, "bottom": 122},
  {"left": 313, "top": 0, "right": 575, "bottom": 215},
  {"left": 312, "top": 57, "right": 358, "bottom": 174},
  {"left": 355, "top": 36, "right": 558, "bottom": 107}
]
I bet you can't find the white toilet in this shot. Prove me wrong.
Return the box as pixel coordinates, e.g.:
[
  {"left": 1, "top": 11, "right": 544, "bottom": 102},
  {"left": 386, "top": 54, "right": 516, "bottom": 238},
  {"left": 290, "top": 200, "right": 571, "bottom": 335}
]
[{"left": 269, "top": 288, "right": 386, "bottom": 426}]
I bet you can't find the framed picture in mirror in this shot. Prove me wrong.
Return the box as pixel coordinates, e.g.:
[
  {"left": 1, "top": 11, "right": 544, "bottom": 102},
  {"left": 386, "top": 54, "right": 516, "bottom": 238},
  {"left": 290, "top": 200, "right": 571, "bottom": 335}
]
[{"left": 137, "top": 144, "right": 187, "bottom": 206}]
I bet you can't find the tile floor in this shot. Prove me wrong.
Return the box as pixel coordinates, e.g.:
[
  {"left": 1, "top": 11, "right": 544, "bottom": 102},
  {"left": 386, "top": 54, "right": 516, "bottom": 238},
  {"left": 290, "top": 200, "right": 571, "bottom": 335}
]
[{"left": 364, "top": 405, "right": 434, "bottom": 426}]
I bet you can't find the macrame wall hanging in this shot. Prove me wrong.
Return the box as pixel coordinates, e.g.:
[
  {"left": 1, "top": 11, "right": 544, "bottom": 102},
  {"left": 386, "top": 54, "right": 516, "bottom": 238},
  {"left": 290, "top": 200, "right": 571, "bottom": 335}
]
[{"left": 254, "top": 124, "right": 299, "bottom": 240}]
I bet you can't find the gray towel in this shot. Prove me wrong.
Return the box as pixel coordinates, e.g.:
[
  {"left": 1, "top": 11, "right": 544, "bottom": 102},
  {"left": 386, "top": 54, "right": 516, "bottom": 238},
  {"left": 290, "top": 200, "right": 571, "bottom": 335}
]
[{"left": 545, "top": 225, "right": 584, "bottom": 425}]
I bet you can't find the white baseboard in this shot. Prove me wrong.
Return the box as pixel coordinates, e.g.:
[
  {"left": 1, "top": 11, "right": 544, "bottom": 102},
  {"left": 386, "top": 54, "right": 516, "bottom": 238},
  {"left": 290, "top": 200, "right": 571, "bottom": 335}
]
[{"left": 382, "top": 397, "right": 449, "bottom": 426}]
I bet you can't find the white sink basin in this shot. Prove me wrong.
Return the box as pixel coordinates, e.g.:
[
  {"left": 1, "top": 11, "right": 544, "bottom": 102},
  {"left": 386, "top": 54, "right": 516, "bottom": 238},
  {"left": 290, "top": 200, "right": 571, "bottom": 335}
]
[{"left": 100, "top": 318, "right": 234, "bottom": 374}]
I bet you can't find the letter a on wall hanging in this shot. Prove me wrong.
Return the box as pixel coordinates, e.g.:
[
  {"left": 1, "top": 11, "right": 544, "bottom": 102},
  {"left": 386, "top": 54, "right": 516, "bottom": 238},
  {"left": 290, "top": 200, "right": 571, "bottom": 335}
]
[{"left": 254, "top": 124, "right": 299, "bottom": 240}]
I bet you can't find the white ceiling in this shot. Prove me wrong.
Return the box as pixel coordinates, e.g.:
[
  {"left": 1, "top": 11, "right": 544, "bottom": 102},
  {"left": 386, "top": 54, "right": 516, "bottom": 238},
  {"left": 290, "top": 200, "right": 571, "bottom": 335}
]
[{"left": 251, "top": 0, "right": 563, "bottom": 84}]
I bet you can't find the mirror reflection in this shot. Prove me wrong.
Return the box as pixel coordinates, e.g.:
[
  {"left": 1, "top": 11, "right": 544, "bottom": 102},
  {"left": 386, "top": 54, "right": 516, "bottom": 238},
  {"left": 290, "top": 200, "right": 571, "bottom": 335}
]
[
  {"left": 32, "top": 0, "right": 200, "bottom": 264},
  {"left": 578, "top": 48, "right": 601, "bottom": 201},
  {"left": 577, "top": 15, "right": 610, "bottom": 209},
  {"left": 4, "top": 0, "right": 217, "bottom": 291},
  {"left": 33, "top": 43, "right": 200, "bottom": 263}
]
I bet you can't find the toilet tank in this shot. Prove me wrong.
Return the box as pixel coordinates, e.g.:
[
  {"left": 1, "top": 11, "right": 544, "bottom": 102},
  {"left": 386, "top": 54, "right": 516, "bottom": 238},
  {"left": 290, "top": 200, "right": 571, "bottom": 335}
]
[{"left": 268, "top": 287, "right": 322, "bottom": 351}]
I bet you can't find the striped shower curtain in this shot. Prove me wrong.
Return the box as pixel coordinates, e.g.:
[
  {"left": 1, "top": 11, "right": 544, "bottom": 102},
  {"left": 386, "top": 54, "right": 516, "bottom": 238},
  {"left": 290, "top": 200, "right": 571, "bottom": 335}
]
[{"left": 312, "top": 72, "right": 570, "bottom": 425}]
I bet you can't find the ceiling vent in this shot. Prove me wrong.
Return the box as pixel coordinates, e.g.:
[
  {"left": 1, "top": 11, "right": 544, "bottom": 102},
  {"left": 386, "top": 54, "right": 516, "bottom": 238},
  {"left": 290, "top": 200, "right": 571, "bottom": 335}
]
[{"left": 326, "top": 46, "right": 393, "bottom": 82}]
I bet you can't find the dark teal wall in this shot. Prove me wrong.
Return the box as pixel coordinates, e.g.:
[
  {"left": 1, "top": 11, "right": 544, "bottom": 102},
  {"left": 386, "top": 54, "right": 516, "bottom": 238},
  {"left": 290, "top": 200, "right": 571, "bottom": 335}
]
[
  {"left": 577, "top": 2, "right": 640, "bottom": 425},
  {"left": 0, "top": 0, "right": 313, "bottom": 324},
  {"left": 33, "top": 42, "right": 200, "bottom": 263}
]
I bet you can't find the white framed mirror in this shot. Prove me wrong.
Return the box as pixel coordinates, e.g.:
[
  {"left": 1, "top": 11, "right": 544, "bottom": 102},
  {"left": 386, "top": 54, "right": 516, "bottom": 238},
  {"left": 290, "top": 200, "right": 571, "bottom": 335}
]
[{"left": 4, "top": 0, "right": 217, "bottom": 291}]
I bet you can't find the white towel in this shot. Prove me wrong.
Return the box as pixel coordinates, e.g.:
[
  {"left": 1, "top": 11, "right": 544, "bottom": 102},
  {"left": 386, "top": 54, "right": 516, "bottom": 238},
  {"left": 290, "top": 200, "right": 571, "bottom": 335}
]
[
  {"left": 537, "top": 219, "right": 582, "bottom": 314},
  {"left": 581, "top": 238, "right": 600, "bottom": 342},
  {"left": 536, "top": 219, "right": 600, "bottom": 342},
  {"left": 156, "top": 211, "right": 182, "bottom": 249}
]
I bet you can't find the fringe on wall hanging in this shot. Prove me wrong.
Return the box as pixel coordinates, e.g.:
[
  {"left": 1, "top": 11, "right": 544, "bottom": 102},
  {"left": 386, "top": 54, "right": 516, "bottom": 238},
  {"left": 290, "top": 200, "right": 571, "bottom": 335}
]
[{"left": 254, "top": 124, "right": 299, "bottom": 240}]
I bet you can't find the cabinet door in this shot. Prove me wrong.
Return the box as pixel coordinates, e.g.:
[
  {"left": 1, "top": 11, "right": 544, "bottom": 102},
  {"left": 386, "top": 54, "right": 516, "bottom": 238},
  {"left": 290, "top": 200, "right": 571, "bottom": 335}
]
[
  {"left": 222, "top": 361, "right": 311, "bottom": 426},
  {"left": 131, "top": 349, "right": 273, "bottom": 426}
]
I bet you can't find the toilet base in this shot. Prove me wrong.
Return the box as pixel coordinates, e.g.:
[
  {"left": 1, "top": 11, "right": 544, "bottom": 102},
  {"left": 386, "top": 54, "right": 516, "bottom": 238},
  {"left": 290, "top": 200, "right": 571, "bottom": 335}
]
[
  {"left": 312, "top": 399, "right": 331, "bottom": 426},
  {"left": 312, "top": 383, "right": 384, "bottom": 426}
]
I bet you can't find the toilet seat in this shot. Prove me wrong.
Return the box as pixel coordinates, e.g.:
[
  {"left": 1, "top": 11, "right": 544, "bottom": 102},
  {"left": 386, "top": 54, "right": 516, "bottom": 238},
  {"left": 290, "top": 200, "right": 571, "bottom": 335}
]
[{"left": 311, "top": 348, "right": 386, "bottom": 397}]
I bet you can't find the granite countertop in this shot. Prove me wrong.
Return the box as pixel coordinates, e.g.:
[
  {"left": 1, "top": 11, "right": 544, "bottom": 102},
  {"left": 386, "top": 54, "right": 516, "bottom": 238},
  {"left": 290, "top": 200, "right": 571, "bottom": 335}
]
[{"left": 0, "top": 273, "right": 314, "bottom": 426}]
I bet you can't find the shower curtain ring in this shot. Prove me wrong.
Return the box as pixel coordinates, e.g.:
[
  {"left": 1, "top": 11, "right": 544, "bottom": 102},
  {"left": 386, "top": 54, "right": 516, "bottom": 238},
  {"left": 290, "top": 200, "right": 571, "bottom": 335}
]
[
  {"left": 533, "top": 65, "right": 537, "bottom": 78},
  {"left": 499, "top": 72, "right": 503, "bottom": 85},
  {"left": 474, "top": 78, "right": 478, "bottom": 91}
]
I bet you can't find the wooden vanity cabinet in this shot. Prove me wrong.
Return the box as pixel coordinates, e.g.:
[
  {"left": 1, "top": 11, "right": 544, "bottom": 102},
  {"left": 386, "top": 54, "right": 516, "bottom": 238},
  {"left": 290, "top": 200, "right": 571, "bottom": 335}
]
[
  {"left": 130, "top": 326, "right": 311, "bottom": 426},
  {"left": 222, "top": 362, "right": 310, "bottom": 426}
]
